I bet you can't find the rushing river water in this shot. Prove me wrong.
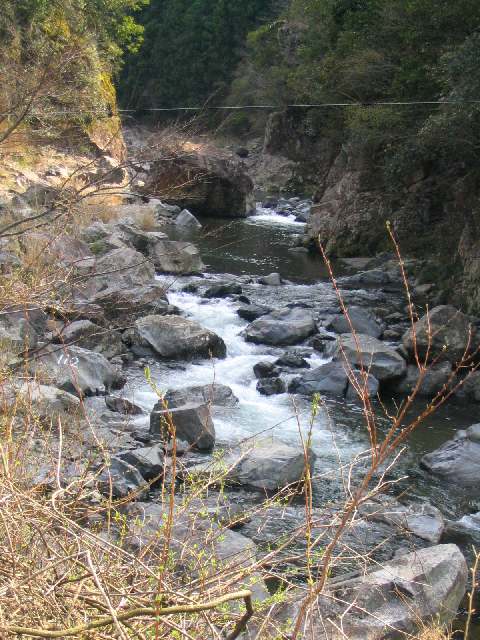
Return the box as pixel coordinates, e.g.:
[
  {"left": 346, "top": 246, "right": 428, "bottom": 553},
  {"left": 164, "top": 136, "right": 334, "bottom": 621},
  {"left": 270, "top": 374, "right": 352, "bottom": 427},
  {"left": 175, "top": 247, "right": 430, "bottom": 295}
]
[{"left": 118, "top": 206, "right": 479, "bottom": 522}]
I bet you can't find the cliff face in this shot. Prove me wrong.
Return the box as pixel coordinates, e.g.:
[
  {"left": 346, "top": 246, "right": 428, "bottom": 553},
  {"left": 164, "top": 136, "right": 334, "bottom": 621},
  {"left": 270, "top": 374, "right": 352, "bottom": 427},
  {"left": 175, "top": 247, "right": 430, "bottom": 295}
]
[
  {"left": 260, "top": 110, "right": 480, "bottom": 314},
  {"left": 308, "top": 148, "right": 480, "bottom": 313}
]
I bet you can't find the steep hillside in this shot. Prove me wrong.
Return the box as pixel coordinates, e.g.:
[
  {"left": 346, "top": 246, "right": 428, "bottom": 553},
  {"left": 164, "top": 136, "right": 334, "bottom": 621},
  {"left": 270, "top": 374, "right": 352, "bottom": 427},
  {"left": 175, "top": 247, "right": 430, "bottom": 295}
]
[
  {"left": 226, "top": 0, "right": 480, "bottom": 312},
  {"left": 0, "top": 0, "right": 146, "bottom": 164}
]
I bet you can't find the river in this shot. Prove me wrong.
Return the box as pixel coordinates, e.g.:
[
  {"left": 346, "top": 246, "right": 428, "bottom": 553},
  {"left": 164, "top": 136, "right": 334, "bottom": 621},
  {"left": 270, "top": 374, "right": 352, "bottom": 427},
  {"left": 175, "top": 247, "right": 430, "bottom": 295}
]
[{"left": 114, "top": 206, "right": 480, "bottom": 527}]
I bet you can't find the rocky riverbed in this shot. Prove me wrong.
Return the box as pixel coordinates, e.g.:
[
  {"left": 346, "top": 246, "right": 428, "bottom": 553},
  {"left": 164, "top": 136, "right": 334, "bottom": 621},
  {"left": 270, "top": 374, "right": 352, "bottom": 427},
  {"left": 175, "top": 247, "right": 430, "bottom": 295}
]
[{"left": 2, "top": 189, "right": 480, "bottom": 636}]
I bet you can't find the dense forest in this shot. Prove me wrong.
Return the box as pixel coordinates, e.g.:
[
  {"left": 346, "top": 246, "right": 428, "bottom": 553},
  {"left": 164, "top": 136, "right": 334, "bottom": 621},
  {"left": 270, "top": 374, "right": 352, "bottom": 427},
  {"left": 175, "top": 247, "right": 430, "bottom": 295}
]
[{"left": 116, "top": 0, "right": 480, "bottom": 183}]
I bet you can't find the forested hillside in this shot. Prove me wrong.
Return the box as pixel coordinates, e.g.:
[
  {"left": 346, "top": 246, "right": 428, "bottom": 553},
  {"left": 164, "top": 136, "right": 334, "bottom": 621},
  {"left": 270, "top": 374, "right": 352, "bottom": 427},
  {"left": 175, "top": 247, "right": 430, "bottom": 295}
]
[
  {"left": 0, "top": 0, "right": 146, "bottom": 152},
  {"left": 119, "top": 0, "right": 273, "bottom": 109},
  {"left": 230, "top": 0, "right": 480, "bottom": 181}
]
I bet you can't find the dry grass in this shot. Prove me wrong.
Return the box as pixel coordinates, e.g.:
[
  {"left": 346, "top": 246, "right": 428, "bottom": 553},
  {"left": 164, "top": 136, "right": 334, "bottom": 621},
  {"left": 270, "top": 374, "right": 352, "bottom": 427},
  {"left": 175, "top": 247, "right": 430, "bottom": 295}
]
[{"left": 135, "top": 208, "right": 158, "bottom": 231}]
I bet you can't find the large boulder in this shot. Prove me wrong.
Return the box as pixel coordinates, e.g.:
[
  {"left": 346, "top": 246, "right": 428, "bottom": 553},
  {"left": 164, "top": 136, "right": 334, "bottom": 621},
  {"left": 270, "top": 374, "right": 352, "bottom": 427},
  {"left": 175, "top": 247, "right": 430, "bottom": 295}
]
[
  {"left": 0, "top": 304, "right": 47, "bottom": 357},
  {"left": 289, "top": 362, "right": 349, "bottom": 396},
  {"left": 124, "top": 502, "right": 263, "bottom": 594},
  {"left": 126, "top": 315, "right": 226, "bottom": 360},
  {"left": 325, "top": 306, "right": 385, "bottom": 338},
  {"left": 390, "top": 361, "right": 453, "bottom": 397},
  {"left": 191, "top": 438, "right": 316, "bottom": 492},
  {"left": 256, "top": 377, "right": 286, "bottom": 396},
  {"left": 360, "top": 496, "right": 445, "bottom": 544},
  {"left": 203, "top": 282, "right": 242, "bottom": 298},
  {"left": 93, "top": 247, "right": 155, "bottom": 292},
  {"left": 327, "top": 333, "right": 407, "bottom": 382},
  {"left": 105, "top": 396, "right": 144, "bottom": 415},
  {"left": 1, "top": 382, "right": 80, "bottom": 422},
  {"left": 421, "top": 424, "right": 480, "bottom": 486},
  {"left": 402, "top": 305, "right": 479, "bottom": 364},
  {"left": 98, "top": 457, "right": 147, "bottom": 499},
  {"left": 149, "top": 240, "right": 204, "bottom": 274},
  {"left": 144, "top": 148, "right": 255, "bottom": 218},
  {"left": 117, "top": 444, "right": 164, "bottom": 481},
  {"left": 174, "top": 208, "right": 202, "bottom": 229},
  {"left": 116, "top": 223, "right": 168, "bottom": 255},
  {"left": 91, "top": 283, "right": 175, "bottom": 325},
  {"left": 27, "top": 345, "right": 125, "bottom": 397},
  {"left": 273, "top": 545, "right": 467, "bottom": 639},
  {"left": 444, "top": 512, "right": 480, "bottom": 546},
  {"left": 243, "top": 307, "right": 317, "bottom": 346},
  {"left": 163, "top": 384, "right": 238, "bottom": 408},
  {"left": 150, "top": 403, "right": 215, "bottom": 451},
  {"left": 52, "top": 319, "right": 123, "bottom": 359},
  {"left": 289, "top": 361, "right": 379, "bottom": 399},
  {"left": 237, "top": 304, "right": 272, "bottom": 321}
]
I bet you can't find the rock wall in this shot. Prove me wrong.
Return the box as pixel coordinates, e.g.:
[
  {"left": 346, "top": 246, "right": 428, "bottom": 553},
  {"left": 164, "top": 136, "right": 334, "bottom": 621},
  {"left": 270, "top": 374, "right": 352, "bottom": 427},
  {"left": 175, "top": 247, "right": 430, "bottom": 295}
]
[
  {"left": 144, "top": 146, "right": 255, "bottom": 218},
  {"left": 258, "top": 110, "right": 480, "bottom": 314}
]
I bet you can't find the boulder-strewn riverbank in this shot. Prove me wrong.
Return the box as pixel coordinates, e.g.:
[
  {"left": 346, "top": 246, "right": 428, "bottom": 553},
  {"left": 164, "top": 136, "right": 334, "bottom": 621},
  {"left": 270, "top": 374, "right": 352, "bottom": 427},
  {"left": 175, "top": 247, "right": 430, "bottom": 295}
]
[{"left": 2, "top": 140, "right": 480, "bottom": 637}]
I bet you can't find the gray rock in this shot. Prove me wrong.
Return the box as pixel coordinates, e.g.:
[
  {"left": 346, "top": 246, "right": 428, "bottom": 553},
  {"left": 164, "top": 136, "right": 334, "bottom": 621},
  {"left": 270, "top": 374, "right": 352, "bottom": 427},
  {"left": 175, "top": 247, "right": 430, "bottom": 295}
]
[
  {"left": 253, "top": 361, "right": 279, "bottom": 379},
  {"left": 126, "top": 315, "right": 226, "bottom": 360},
  {"left": 117, "top": 224, "right": 168, "bottom": 254},
  {"left": 125, "top": 502, "right": 260, "bottom": 588},
  {"left": 256, "top": 377, "right": 286, "bottom": 396},
  {"left": 237, "top": 304, "right": 272, "bottom": 321},
  {"left": 457, "top": 371, "right": 480, "bottom": 402},
  {"left": 402, "top": 305, "right": 479, "bottom": 364},
  {"left": 164, "top": 384, "right": 238, "bottom": 408},
  {"left": 117, "top": 445, "right": 164, "bottom": 481},
  {"left": 289, "top": 362, "right": 349, "bottom": 396},
  {"left": 21, "top": 184, "right": 58, "bottom": 208},
  {"left": 391, "top": 361, "right": 452, "bottom": 397},
  {"left": 155, "top": 202, "right": 182, "bottom": 217},
  {"left": 243, "top": 307, "right": 317, "bottom": 346},
  {"left": 191, "top": 438, "right": 315, "bottom": 492},
  {"left": 325, "top": 306, "right": 385, "bottom": 338},
  {"left": 0, "top": 252, "right": 21, "bottom": 273},
  {"left": 275, "top": 353, "right": 310, "bottom": 369},
  {"left": 150, "top": 240, "right": 204, "bottom": 274},
  {"left": 150, "top": 403, "right": 215, "bottom": 451},
  {"left": 421, "top": 425, "right": 480, "bottom": 486},
  {"left": 27, "top": 345, "right": 125, "bottom": 397},
  {"left": 337, "top": 267, "right": 402, "bottom": 290},
  {"left": 444, "top": 512, "right": 480, "bottom": 546},
  {"left": 258, "top": 272, "right": 282, "bottom": 286},
  {"left": 98, "top": 457, "right": 147, "bottom": 499},
  {"left": 345, "top": 372, "right": 380, "bottom": 401},
  {"left": 105, "top": 396, "right": 144, "bottom": 415},
  {"left": 2, "top": 382, "right": 80, "bottom": 421},
  {"left": 327, "top": 333, "right": 407, "bottom": 382},
  {"left": 273, "top": 545, "right": 467, "bottom": 639},
  {"left": 94, "top": 247, "right": 155, "bottom": 292},
  {"left": 144, "top": 150, "right": 255, "bottom": 218},
  {"left": 203, "top": 282, "right": 242, "bottom": 298},
  {"left": 360, "top": 496, "right": 445, "bottom": 544},
  {"left": 53, "top": 320, "right": 123, "bottom": 359},
  {"left": 91, "top": 283, "right": 174, "bottom": 324},
  {"left": 174, "top": 209, "right": 202, "bottom": 228}
]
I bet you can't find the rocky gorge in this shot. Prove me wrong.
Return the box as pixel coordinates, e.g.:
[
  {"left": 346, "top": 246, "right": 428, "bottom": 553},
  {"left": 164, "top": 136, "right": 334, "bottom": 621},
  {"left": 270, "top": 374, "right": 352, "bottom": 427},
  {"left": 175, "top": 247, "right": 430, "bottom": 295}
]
[{"left": 1, "top": 137, "right": 480, "bottom": 638}]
